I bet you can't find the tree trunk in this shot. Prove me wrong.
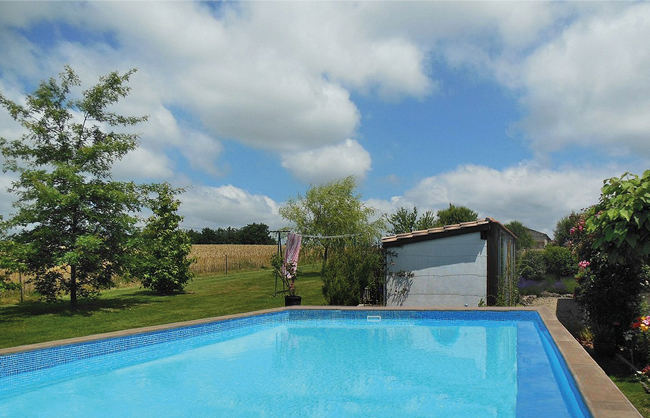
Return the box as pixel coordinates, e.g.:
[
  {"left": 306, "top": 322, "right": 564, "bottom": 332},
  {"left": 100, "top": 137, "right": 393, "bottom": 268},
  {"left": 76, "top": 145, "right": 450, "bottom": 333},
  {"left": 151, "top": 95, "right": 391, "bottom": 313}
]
[{"left": 70, "top": 264, "right": 77, "bottom": 307}]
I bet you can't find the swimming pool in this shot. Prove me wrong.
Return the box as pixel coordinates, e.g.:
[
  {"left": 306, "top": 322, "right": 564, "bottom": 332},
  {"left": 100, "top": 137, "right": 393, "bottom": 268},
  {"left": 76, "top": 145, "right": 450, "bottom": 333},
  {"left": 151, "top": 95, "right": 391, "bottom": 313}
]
[{"left": 0, "top": 308, "right": 639, "bottom": 417}]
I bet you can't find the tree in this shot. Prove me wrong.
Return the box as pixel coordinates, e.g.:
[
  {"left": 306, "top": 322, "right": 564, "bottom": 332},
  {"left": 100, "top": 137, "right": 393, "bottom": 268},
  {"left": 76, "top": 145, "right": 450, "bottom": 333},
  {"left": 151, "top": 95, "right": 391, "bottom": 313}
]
[
  {"left": 435, "top": 204, "right": 478, "bottom": 227},
  {"left": 186, "top": 224, "right": 276, "bottom": 245},
  {"left": 415, "top": 210, "right": 436, "bottom": 230},
  {"left": 386, "top": 206, "right": 437, "bottom": 235},
  {"left": 504, "top": 220, "right": 534, "bottom": 252},
  {"left": 135, "top": 183, "right": 195, "bottom": 294},
  {"left": 553, "top": 212, "right": 581, "bottom": 248},
  {"left": 238, "top": 223, "right": 275, "bottom": 245},
  {"left": 587, "top": 170, "right": 650, "bottom": 268},
  {"left": 279, "top": 176, "right": 384, "bottom": 261},
  {"left": 570, "top": 171, "right": 650, "bottom": 342},
  {"left": 386, "top": 207, "right": 418, "bottom": 235},
  {"left": 0, "top": 67, "right": 146, "bottom": 306},
  {"left": 0, "top": 231, "right": 31, "bottom": 298}
]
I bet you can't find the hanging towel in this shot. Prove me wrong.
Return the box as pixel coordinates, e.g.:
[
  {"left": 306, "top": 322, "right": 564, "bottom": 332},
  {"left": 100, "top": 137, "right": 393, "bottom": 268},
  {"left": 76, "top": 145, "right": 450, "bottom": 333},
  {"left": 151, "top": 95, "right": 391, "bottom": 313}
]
[{"left": 282, "top": 233, "right": 302, "bottom": 278}]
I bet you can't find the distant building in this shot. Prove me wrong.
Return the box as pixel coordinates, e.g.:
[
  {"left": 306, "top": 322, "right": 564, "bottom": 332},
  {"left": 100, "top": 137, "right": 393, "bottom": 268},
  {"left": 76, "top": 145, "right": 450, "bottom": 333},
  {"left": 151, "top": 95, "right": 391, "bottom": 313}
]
[
  {"left": 382, "top": 218, "right": 517, "bottom": 307},
  {"left": 524, "top": 227, "right": 552, "bottom": 249}
]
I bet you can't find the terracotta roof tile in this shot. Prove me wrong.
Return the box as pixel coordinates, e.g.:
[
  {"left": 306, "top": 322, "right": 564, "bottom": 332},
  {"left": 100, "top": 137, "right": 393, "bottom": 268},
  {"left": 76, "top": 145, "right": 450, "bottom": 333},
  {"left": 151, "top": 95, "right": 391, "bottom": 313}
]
[{"left": 382, "top": 218, "right": 513, "bottom": 245}]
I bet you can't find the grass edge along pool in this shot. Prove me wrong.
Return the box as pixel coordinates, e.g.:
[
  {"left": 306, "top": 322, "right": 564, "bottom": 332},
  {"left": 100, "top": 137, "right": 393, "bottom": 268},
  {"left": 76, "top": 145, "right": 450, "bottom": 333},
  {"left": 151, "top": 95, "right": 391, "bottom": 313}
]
[{"left": 0, "top": 308, "right": 637, "bottom": 417}]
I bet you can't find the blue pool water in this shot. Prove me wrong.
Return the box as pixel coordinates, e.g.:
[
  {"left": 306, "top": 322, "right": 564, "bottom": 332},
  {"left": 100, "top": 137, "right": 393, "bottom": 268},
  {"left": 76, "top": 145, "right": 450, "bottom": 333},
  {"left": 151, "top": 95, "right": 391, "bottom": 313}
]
[{"left": 0, "top": 310, "right": 591, "bottom": 418}]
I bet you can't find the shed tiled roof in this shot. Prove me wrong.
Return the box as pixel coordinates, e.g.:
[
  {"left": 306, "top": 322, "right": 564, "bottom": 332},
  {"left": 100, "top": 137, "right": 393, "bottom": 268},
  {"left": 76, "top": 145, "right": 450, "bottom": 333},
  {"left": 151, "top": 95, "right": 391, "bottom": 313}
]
[{"left": 381, "top": 217, "right": 515, "bottom": 246}]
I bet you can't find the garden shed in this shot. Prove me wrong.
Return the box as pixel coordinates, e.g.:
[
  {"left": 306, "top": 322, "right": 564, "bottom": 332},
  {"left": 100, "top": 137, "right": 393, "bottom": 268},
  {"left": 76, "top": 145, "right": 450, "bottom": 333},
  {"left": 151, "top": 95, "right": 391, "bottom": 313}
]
[{"left": 382, "top": 218, "right": 517, "bottom": 307}]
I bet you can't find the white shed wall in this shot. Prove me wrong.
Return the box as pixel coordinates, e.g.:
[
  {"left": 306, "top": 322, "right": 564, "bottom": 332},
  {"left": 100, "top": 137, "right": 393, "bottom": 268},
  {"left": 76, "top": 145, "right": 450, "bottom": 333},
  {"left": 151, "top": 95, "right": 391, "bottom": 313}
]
[{"left": 385, "top": 232, "right": 488, "bottom": 307}]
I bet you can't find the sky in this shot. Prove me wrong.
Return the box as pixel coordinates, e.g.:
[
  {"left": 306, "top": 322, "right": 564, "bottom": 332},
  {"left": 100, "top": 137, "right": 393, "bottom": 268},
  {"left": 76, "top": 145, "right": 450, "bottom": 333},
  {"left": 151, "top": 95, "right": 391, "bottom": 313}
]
[{"left": 0, "top": 1, "right": 649, "bottom": 238}]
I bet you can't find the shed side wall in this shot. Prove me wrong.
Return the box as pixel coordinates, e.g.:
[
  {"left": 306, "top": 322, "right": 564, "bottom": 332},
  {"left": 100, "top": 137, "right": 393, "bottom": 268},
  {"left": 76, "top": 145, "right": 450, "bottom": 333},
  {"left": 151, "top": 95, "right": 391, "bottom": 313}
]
[{"left": 385, "top": 232, "right": 488, "bottom": 307}]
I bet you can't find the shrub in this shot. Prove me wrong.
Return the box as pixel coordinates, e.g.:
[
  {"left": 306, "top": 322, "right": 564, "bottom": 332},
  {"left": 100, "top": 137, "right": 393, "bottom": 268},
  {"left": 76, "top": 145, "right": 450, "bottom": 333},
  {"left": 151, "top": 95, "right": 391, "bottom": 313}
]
[
  {"left": 321, "top": 241, "right": 384, "bottom": 306},
  {"left": 516, "top": 250, "right": 546, "bottom": 281},
  {"left": 576, "top": 258, "right": 646, "bottom": 343},
  {"left": 518, "top": 278, "right": 543, "bottom": 296},
  {"left": 543, "top": 245, "right": 577, "bottom": 280}
]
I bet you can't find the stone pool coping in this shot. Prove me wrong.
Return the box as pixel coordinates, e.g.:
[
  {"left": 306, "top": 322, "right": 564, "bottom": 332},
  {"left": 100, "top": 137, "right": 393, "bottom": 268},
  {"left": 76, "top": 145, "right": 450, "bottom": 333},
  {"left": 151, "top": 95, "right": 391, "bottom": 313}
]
[{"left": 0, "top": 306, "right": 642, "bottom": 418}]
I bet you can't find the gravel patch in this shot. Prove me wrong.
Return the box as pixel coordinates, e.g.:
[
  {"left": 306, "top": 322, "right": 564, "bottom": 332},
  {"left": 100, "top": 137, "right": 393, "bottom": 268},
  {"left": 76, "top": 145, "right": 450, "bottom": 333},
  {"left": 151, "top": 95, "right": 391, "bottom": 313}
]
[{"left": 525, "top": 295, "right": 584, "bottom": 335}]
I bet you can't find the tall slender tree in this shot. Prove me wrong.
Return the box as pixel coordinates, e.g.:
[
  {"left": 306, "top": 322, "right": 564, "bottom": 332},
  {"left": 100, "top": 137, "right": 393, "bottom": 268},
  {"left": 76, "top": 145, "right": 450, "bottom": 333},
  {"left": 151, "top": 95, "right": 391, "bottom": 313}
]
[
  {"left": 0, "top": 67, "right": 147, "bottom": 306},
  {"left": 135, "top": 183, "right": 194, "bottom": 294}
]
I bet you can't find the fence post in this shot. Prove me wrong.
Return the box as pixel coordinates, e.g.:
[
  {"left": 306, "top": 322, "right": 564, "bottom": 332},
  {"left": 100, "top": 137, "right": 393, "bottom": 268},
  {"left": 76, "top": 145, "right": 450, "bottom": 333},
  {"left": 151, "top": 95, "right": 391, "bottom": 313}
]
[{"left": 19, "top": 270, "right": 23, "bottom": 303}]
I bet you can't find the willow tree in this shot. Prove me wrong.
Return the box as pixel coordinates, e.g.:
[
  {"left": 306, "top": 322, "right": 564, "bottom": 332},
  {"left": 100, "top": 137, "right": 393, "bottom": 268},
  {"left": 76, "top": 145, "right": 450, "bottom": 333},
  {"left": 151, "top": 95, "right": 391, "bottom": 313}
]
[
  {"left": 279, "top": 176, "right": 385, "bottom": 304},
  {"left": 279, "top": 176, "right": 384, "bottom": 262},
  {"left": 0, "top": 67, "right": 147, "bottom": 306}
]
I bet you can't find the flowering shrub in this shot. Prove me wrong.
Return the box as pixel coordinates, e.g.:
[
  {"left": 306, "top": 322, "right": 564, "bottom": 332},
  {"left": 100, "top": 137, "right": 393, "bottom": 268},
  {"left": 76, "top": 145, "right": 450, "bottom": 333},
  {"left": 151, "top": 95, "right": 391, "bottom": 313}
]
[
  {"left": 626, "top": 315, "right": 650, "bottom": 368},
  {"left": 632, "top": 316, "right": 650, "bottom": 333},
  {"left": 642, "top": 366, "right": 650, "bottom": 378},
  {"left": 567, "top": 210, "right": 645, "bottom": 344}
]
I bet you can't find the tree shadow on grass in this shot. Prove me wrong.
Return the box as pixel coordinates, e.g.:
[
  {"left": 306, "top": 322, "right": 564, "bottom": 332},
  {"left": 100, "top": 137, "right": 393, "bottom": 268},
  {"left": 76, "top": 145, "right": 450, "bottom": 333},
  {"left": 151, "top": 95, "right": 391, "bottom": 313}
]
[{"left": 0, "top": 289, "right": 168, "bottom": 322}]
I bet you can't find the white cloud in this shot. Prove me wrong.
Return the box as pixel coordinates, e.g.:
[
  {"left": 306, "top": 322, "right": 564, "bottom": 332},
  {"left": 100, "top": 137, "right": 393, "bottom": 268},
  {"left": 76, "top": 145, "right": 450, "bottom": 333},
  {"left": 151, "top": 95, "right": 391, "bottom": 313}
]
[
  {"left": 517, "top": 3, "right": 650, "bottom": 157},
  {"left": 0, "top": 173, "right": 17, "bottom": 221},
  {"left": 384, "top": 163, "right": 620, "bottom": 236},
  {"left": 68, "top": 1, "right": 431, "bottom": 154},
  {"left": 112, "top": 147, "right": 175, "bottom": 182},
  {"left": 179, "top": 185, "right": 282, "bottom": 230},
  {"left": 0, "top": 1, "right": 436, "bottom": 185},
  {"left": 281, "top": 139, "right": 371, "bottom": 185}
]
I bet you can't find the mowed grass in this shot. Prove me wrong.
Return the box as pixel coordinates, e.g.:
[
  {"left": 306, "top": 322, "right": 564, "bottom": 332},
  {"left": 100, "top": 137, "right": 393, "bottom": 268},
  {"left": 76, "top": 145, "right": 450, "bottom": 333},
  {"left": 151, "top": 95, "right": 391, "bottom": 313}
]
[{"left": 0, "top": 265, "right": 327, "bottom": 349}]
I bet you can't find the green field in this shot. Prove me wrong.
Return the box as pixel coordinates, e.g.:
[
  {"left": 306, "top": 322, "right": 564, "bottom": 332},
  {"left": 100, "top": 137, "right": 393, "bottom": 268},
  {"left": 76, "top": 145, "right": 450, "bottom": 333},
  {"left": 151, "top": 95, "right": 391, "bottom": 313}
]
[{"left": 0, "top": 265, "right": 327, "bottom": 349}]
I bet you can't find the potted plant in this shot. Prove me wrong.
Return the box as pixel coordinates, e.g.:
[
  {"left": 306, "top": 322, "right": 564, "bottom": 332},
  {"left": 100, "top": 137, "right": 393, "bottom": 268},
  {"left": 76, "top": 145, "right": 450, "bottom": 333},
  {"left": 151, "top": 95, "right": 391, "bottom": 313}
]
[{"left": 272, "top": 254, "right": 302, "bottom": 306}]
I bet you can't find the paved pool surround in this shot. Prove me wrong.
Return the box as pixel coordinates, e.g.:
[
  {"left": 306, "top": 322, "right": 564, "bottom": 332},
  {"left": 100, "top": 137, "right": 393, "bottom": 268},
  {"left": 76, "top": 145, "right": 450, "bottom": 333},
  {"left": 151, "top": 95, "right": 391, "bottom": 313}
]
[{"left": 0, "top": 306, "right": 642, "bottom": 418}]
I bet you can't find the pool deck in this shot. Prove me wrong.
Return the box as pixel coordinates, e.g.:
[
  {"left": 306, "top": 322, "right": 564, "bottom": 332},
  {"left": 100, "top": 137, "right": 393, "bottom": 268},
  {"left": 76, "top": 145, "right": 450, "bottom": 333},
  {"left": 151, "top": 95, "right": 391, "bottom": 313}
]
[{"left": 0, "top": 306, "right": 642, "bottom": 418}]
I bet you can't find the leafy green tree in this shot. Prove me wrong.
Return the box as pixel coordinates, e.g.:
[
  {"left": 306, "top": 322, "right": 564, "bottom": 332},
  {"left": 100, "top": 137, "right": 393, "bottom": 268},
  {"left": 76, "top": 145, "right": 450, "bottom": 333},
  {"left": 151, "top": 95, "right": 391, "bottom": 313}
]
[
  {"left": 504, "top": 220, "right": 534, "bottom": 252},
  {"left": 386, "top": 207, "right": 437, "bottom": 235},
  {"left": 135, "top": 184, "right": 195, "bottom": 294},
  {"left": 386, "top": 207, "right": 418, "bottom": 235},
  {"left": 0, "top": 67, "right": 146, "bottom": 306},
  {"left": 279, "top": 176, "right": 384, "bottom": 262},
  {"left": 587, "top": 170, "right": 650, "bottom": 267},
  {"left": 0, "top": 234, "right": 31, "bottom": 297},
  {"left": 435, "top": 204, "right": 478, "bottom": 227},
  {"left": 187, "top": 224, "right": 276, "bottom": 245},
  {"left": 415, "top": 210, "right": 436, "bottom": 230},
  {"left": 570, "top": 171, "right": 650, "bottom": 342},
  {"left": 553, "top": 212, "right": 581, "bottom": 248},
  {"left": 236, "top": 223, "right": 276, "bottom": 244}
]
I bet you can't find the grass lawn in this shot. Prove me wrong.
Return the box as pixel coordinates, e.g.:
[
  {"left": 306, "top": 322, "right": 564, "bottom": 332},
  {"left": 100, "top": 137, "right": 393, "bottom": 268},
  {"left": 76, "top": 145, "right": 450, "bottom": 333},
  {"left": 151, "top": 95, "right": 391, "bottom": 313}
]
[{"left": 0, "top": 264, "right": 327, "bottom": 349}]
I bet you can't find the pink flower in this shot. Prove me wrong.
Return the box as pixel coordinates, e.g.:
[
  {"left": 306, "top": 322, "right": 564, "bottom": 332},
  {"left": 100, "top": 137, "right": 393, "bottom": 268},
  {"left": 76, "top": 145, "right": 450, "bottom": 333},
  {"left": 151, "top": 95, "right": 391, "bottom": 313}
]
[{"left": 578, "top": 260, "right": 590, "bottom": 269}]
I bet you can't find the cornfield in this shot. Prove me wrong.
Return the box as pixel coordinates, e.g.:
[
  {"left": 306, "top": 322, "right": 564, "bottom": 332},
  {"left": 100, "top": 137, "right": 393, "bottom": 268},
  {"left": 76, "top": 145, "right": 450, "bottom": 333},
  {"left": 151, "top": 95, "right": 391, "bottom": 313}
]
[
  {"left": 190, "top": 244, "right": 278, "bottom": 275},
  {"left": 1, "top": 244, "right": 317, "bottom": 303}
]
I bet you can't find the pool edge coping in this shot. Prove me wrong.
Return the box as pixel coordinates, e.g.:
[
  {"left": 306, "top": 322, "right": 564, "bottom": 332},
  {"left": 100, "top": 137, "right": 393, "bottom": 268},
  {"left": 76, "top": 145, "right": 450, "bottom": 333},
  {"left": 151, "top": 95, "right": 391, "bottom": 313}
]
[{"left": 1, "top": 305, "right": 642, "bottom": 418}]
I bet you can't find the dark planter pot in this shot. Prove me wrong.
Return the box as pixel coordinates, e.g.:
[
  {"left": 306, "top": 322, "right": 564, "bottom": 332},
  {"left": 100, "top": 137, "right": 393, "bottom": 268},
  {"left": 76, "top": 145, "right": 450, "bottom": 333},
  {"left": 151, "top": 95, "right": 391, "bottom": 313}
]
[
  {"left": 285, "top": 295, "right": 302, "bottom": 306},
  {"left": 593, "top": 341, "right": 616, "bottom": 358}
]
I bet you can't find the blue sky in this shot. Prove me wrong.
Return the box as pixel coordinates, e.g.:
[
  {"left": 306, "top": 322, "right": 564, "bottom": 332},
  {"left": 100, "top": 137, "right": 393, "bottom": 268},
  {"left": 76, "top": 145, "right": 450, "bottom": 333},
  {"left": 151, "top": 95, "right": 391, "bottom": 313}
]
[{"left": 1, "top": 1, "right": 649, "bottom": 236}]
